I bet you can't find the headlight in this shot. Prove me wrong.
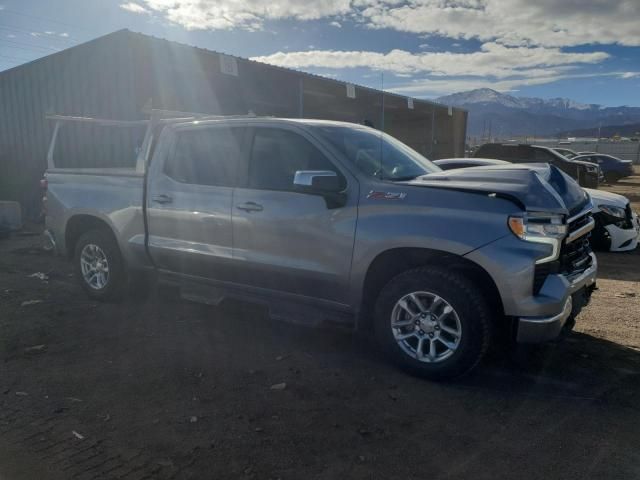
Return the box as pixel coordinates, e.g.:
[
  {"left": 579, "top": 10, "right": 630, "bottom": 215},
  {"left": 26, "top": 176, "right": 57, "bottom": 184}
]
[
  {"left": 508, "top": 213, "right": 568, "bottom": 240},
  {"left": 585, "top": 165, "right": 598, "bottom": 174},
  {"left": 599, "top": 204, "right": 626, "bottom": 219},
  {"left": 508, "top": 213, "right": 568, "bottom": 263}
]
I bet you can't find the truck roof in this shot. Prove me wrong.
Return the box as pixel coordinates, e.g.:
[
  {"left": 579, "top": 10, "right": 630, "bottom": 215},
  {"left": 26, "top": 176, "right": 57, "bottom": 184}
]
[{"left": 167, "top": 117, "right": 371, "bottom": 130}]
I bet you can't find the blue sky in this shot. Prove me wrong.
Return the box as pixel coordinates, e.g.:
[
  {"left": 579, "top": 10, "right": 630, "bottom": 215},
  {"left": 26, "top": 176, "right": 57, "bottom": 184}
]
[{"left": 1, "top": 0, "right": 639, "bottom": 106}]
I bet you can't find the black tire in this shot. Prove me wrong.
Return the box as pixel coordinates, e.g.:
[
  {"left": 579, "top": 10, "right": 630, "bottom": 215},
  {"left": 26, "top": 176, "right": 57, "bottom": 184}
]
[
  {"left": 73, "top": 228, "right": 126, "bottom": 301},
  {"left": 605, "top": 172, "right": 620, "bottom": 184},
  {"left": 373, "top": 266, "right": 491, "bottom": 380}
]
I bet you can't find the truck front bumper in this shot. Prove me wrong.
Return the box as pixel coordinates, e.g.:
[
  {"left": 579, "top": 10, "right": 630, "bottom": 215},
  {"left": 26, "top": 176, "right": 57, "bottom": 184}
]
[{"left": 516, "top": 255, "right": 597, "bottom": 343}]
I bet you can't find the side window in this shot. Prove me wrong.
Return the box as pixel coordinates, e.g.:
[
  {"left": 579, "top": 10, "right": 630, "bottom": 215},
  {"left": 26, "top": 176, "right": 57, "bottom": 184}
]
[
  {"left": 501, "top": 147, "right": 528, "bottom": 163},
  {"left": 248, "top": 128, "right": 343, "bottom": 192},
  {"left": 164, "top": 127, "right": 244, "bottom": 187},
  {"left": 533, "top": 149, "right": 554, "bottom": 162}
]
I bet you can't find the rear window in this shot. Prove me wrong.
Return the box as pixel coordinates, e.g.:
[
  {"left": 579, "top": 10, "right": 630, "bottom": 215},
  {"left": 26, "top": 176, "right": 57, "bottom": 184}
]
[{"left": 475, "top": 144, "right": 531, "bottom": 162}]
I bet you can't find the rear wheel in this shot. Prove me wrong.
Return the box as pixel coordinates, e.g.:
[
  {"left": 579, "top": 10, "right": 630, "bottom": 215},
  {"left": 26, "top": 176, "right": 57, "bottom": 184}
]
[
  {"left": 374, "top": 266, "right": 491, "bottom": 380},
  {"left": 73, "top": 228, "right": 126, "bottom": 301}
]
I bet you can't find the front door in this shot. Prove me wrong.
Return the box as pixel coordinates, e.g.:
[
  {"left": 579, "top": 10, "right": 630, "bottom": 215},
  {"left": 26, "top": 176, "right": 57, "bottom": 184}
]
[
  {"left": 232, "top": 125, "right": 358, "bottom": 305},
  {"left": 146, "top": 124, "right": 246, "bottom": 281}
]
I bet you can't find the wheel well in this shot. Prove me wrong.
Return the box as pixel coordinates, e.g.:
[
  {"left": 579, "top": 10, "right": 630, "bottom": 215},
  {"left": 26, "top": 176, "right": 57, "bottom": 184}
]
[
  {"left": 358, "top": 248, "right": 504, "bottom": 330},
  {"left": 64, "top": 215, "right": 115, "bottom": 258}
]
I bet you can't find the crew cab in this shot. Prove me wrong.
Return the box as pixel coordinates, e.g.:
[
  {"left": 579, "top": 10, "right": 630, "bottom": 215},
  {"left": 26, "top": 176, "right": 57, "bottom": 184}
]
[
  {"left": 44, "top": 112, "right": 598, "bottom": 380},
  {"left": 473, "top": 143, "right": 600, "bottom": 188}
]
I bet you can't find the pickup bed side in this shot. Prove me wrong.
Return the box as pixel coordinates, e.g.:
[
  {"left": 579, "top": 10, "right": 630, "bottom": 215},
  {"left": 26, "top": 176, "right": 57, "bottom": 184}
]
[{"left": 45, "top": 171, "right": 149, "bottom": 270}]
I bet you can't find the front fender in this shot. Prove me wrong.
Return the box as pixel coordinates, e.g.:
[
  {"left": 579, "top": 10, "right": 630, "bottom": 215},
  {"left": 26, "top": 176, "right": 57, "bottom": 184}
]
[{"left": 348, "top": 185, "right": 518, "bottom": 308}]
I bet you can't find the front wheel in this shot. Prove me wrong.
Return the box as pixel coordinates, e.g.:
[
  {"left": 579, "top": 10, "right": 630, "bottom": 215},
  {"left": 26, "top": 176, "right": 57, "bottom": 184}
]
[
  {"left": 605, "top": 172, "right": 620, "bottom": 184},
  {"left": 374, "top": 266, "right": 492, "bottom": 380},
  {"left": 73, "top": 228, "right": 126, "bottom": 301}
]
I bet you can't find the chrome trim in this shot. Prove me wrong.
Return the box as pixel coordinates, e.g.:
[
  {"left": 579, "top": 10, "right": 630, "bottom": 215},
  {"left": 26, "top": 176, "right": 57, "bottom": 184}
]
[
  {"left": 566, "top": 252, "right": 597, "bottom": 294},
  {"left": 567, "top": 203, "right": 594, "bottom": 224},
  {"left": 533, "top": 237, "right": 561, "bottom": 265},
  {"left": 565, "top": 217, "right": 595, "bottom": 244}
]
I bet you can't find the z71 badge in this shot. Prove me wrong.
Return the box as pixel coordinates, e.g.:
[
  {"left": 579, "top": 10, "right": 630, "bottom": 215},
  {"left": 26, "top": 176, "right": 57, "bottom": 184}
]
[{"left": 367, "top": 191, "right": 407, "bottom": 200}]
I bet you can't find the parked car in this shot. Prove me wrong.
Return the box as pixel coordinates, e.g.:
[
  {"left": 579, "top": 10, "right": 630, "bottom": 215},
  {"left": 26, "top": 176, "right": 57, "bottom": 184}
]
[
  {"left": 572, "top": 153, "right": 634, "bottom": 183},
  {"left": 473, "top": 143, "right": 600, "bottom": 188},
  {"left": 435, "top": 158, "right": 639, "bottom": 252},
  {"left": 584, "top": 188, "right": 640, "bottom": 251},
  {"left": 44, "top": 113, "right": 597, "bottom": 380},
  {"left": 552, "top": 147, "right": 579, "bottom": 159}
]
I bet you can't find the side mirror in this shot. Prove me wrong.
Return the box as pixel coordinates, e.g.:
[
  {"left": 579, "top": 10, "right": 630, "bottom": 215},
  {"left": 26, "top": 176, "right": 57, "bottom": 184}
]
[
  {"left": 293, "top": 170, "right": 342, "bottom": 193},
  {"left": 293, "top": 170, "right": 346, "bottom": 209}
]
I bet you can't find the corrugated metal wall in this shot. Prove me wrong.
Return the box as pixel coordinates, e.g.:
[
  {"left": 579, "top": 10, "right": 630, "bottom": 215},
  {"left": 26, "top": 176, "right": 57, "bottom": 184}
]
[{"left": 0, "top": 29, "right": 467, "bottom": 216}]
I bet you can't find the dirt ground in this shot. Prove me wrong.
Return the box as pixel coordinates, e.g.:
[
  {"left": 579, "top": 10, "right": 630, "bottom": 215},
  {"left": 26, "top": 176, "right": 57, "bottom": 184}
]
[{"left": 0, "top": 169, "right": 639, "bottom": 480}]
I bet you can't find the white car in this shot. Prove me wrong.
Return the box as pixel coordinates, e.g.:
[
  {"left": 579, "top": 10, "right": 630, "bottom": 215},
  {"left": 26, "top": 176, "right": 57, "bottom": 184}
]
[{"left": 584, "top": 188, "right": 640, "bottom": 252}]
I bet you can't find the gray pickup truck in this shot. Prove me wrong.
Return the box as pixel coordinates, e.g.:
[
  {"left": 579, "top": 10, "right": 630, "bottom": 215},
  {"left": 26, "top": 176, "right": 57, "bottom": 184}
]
[{"left": 44, "top": 113, "right": 597, "bottom": 379}]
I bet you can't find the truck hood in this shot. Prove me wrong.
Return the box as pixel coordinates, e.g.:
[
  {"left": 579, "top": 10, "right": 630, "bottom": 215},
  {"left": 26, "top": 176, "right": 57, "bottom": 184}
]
[{"left": 408, "top": 163, "right": 590, "bottom": 216}]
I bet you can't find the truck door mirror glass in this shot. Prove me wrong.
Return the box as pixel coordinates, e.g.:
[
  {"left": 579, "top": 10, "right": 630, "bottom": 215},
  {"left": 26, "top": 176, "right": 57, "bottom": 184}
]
[
  {"left": 294, "top": 170, "right": 342, "bottom": 193},
  {"left": 293, "top": 170, "right": 346, "bottom": 209}
]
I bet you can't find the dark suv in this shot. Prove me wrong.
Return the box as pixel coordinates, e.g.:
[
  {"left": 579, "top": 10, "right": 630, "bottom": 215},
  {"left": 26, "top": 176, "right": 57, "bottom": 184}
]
[
  {"left": 474, "top": 144, "right": 600, "bottom": 188},
  {"left": 572, "top": 153, "right": 634, "bottom": 184}
]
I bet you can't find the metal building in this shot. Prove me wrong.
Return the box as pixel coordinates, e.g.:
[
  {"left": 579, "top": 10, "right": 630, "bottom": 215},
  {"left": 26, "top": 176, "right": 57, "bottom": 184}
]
[{"left": 0, "top": 29, "right": 467, "bottom": 215}]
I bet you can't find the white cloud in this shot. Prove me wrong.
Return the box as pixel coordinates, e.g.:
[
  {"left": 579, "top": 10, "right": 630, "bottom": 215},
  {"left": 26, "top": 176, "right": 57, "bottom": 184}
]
[
  {"left": 137, "top": 0, "right": 351, "bottom": 30},
  {"left": 359, "top": 0, "right": 640, "bottom": 48},
  {"left": 251, "top": 43, "right": 609, "bottom": 79},
  {"left": 120, "top": 2, "right": 150, "bottom": 14},
  {"left": 59, "top": 32, "right": 69, "bottom": 37},
  {"left": 250, "top": 44, "right": 638, "bottom": 96},
  {"left": 330, "top": 21, "right": 342, "bottom": 28},
  {"left": 130, "top": 0, "right": 640, "bottom": 48}
]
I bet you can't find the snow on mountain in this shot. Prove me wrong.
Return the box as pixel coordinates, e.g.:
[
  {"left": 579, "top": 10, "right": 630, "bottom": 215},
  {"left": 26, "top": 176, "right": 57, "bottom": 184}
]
[
  {"left": 436, "top": 89, "right": 597, "bottom": 111},
  {"left": 434, "top": 88, "right": 640, "bottom": 137}
]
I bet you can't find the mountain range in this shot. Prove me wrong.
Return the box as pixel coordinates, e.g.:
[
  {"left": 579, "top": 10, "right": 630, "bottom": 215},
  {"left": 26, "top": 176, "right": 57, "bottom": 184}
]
[{"left": 435, "top": 88, "right": 640, "bottom": 138}]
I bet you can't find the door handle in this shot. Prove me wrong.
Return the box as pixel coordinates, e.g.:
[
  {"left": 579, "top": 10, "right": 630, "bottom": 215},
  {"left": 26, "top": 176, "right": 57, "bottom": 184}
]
[
  {"left": 236, "top": 202, "right": 263, "bottom": 212},
  {"left": 152, "top": 194, "right": 173, "bottom": 204}
]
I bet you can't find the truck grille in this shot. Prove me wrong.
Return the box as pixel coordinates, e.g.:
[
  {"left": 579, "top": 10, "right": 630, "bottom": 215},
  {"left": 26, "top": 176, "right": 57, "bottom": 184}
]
[
  {"left": 533, "top": 210, "right": 594, "bottom": 294},
  {"left": 561, "top": 211, "right": 594, "bottom": 274}
]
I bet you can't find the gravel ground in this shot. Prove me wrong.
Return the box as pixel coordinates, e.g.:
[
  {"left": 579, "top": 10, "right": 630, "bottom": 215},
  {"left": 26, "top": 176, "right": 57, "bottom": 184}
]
[{"left": 0, "top": 170, "right": 639, "bottom": 480}]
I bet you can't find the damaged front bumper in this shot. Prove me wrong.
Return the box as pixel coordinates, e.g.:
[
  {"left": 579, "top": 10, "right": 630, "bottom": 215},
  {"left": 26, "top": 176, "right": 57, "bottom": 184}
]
[
  {"left": 592, "top": 209, "right": 640, "bottom": 252},
  {"left": 516, "top": 253, "right": 597, "bottom": 343}
]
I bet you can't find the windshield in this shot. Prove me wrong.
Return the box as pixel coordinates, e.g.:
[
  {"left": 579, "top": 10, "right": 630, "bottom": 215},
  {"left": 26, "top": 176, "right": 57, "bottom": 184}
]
[{"left": 314, "top": 125, "right": 440, "bottom": 181}]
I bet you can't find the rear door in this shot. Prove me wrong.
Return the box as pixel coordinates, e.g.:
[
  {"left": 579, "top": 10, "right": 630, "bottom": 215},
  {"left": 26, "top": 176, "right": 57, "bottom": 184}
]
[
  {"left": 231, "top": 124, "right": 358, "bottom": 305},
  {"left": 146, "top": 123, "right": 247, "bottom": 280}
]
